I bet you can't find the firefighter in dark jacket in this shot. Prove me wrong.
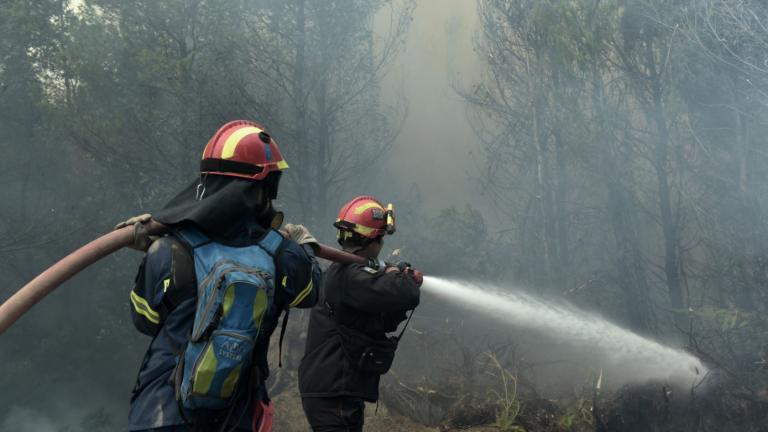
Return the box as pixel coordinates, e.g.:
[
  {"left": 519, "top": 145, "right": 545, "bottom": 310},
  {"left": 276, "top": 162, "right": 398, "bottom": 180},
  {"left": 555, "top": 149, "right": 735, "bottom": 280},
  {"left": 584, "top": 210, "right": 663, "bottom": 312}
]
[
  {"left": 120, "top": 120, "right": 321, "bottom": 432},
  {"left": 298, "top": 196, "right": 422, "bottom": 432}
]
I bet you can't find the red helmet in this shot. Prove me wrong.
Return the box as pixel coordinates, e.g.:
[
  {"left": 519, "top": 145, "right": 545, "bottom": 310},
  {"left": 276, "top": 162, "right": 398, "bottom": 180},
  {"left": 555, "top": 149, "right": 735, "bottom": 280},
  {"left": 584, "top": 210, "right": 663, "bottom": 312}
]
[
  {"left": 200, "top": 120, "right": 289, "bottom": 181},
  {"left": 334, "top": 196, "right": 396, "bottom": 240}
]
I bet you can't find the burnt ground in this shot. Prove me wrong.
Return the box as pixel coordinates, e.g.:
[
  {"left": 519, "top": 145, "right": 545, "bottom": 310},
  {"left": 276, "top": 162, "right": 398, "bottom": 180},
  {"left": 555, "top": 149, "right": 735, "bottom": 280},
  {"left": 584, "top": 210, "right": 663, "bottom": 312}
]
[{"left": 270, "top": 376, "right": 768, "bottom": 432}]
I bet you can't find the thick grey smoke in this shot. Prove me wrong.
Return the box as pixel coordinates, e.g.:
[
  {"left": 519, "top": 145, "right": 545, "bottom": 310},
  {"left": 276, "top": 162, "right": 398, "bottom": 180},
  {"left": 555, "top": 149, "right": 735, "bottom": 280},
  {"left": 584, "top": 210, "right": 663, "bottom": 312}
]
[
  {"left": 378, "top": 0, "right": 493, "bottom": 220},
  {"left": 4, "top": 0, "right": 768, "bottom": 429}
]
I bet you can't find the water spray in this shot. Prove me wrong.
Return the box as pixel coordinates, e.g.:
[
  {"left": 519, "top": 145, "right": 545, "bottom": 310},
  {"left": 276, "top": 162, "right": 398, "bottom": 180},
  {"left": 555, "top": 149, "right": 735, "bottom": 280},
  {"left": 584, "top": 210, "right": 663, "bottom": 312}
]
[{"left": 421, "top": 276, "right": 707, "bottom": 386}]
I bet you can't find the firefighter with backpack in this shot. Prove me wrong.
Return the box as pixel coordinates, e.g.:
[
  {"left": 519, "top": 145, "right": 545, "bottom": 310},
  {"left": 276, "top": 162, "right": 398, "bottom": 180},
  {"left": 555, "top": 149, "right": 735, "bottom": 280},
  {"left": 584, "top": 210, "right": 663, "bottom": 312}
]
[{"left": 121, "top": 120, "right": 321, "bottom": 431}]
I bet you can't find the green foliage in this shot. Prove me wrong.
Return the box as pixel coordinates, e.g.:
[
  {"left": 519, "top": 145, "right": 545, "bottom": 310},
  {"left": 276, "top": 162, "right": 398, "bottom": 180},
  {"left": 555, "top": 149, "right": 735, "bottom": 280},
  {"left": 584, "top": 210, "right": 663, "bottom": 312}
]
[{"left": 556, "top": 396, "right": 591, "bottom": 430}]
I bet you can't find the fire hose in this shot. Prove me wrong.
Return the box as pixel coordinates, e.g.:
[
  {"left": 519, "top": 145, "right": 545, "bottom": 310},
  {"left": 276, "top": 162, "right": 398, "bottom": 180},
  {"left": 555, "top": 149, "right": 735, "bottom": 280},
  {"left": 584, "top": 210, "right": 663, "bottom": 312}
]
[{"left": 0, "top": 220, "right": 367, "bottom": 336}]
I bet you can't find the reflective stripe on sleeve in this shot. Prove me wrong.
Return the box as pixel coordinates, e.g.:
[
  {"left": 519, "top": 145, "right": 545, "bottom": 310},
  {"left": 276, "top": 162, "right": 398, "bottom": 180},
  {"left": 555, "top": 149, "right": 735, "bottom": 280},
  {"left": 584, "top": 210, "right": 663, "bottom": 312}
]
[
  {"left": 130, "top": 290, "right": 161, "bottom": 324},
  {"left": 289, "top": 278, "right": 313, "bottom": 307}
]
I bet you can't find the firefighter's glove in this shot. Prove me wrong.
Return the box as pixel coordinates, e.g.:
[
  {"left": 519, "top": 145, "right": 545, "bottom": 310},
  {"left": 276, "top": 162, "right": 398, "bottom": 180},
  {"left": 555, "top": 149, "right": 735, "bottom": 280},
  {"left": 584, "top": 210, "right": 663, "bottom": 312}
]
[
  {"left": 395, "top": 261, "right": 412, "bottom": 273},
  {"left": 394, "top": 261, "right": 423, "bottom": 286},
  {"left": 409, "top": 268, "right": 424, "bottom": 286},
  {"left": 280, "top": 223, "right": 318, "bottom": 246},
  {"left": 114, "top": 213, "right": 156, "bottom": 251}
]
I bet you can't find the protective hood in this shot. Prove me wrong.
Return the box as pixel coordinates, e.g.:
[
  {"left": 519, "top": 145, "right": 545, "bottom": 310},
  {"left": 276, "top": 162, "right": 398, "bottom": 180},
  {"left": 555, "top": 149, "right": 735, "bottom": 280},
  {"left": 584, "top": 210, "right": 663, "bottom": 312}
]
[{"left": 153, "top": 175, "right": 279, "bottom": 246}]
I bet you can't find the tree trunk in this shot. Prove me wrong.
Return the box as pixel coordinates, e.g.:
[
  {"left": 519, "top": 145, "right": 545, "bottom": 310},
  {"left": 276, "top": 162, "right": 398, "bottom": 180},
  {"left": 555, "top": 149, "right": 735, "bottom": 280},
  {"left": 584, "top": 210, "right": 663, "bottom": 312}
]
[
  {"left": 553, "top": 120, "right": 570, "bottom": 289},
  {"left": 649, "top": 73, "right": 685, "bottom": 327},
  {"left": 315, "top": 78, "right": 330, "bottom": 224},
  {"left": 731, "top": 80, "right": 766, "bottom": 309},
  {"left": 292, "top": 0, "right": 311, "bottom": 223},
  {"left": 592, "top": 63, "right": 652, "bottom": 332},
  {"left": 531, "top": 71, "right": 558, "bottom": 289}
]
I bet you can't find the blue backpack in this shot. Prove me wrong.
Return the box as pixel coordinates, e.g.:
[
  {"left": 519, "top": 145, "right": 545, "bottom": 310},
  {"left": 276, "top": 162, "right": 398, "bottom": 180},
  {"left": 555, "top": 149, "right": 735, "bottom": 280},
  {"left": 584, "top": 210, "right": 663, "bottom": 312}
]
[{"left": 172, "top": 228, "right": 284, "bottom": 410}]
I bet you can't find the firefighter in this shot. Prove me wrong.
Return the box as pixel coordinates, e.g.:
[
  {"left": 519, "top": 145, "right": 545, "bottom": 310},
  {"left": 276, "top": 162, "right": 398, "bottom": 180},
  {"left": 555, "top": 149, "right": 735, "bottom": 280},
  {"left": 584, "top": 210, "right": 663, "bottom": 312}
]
[
  {"left": 298, "top": 196, "right": 422, "bottom": 432},
  {"left": 121, "top": 120, "right": 321, "bottom": 432}
]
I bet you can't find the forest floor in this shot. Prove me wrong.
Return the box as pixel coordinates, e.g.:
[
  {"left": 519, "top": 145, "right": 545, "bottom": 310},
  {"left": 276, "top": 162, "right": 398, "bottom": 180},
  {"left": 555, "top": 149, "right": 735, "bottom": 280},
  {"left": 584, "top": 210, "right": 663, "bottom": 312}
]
[
  {"left": 270, "top": 377, "right": 768, "bottom": 432},
  {"left": 271, "top": 384, "right": 584, "bottom": 432},
  {"left": 273, "top": 387, "right": 440, "bottom": 432},
  {"left": 266, "top": 338, "right": 767, "bottom": 432}
]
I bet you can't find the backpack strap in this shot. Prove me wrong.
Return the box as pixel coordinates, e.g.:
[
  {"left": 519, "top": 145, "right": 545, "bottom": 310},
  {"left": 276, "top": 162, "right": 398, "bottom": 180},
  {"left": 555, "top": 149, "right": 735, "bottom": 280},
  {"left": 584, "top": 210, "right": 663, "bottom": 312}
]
[
  {"left": 277, "top": 309, "right": 290, "bottom": 368},
  {"left": 268, "top": 233, "right": 290, "bottom": 368},
  {"left": 163, "top": 239, "right": 197, "bottom": 312},
  {"left": 158, "top": 237, "right": 197, "bottom": 360},
  {"left": 174, "top": 227, "right": 213, "bottom": 249},
  {"left": 257, "top": 229, "right": 284, "bottom": 256},
  {"left": 395, "top": 310, "right": 415, "bottom": 343}
]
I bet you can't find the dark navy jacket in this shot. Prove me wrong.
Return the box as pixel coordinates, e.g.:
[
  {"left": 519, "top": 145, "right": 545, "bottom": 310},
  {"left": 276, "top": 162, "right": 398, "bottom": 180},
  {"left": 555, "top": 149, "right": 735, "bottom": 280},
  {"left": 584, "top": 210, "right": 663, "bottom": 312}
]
[{"left": 128, "top": 229, "right": 320, "bottom": 431}]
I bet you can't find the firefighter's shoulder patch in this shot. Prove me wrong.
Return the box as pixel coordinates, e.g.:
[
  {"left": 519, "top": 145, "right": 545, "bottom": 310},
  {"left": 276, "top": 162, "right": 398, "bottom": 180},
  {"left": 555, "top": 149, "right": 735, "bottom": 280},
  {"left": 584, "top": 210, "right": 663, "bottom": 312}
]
[{"left": 361, "top": 266, "right": 379, "bottom": 275}]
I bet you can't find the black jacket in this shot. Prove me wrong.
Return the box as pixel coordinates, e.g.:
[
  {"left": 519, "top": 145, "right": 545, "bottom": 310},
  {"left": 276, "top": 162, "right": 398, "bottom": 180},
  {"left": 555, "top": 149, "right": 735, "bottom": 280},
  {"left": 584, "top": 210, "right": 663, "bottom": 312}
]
[{"left": 298, "top": 262, "right": 420, "bottom": 402}]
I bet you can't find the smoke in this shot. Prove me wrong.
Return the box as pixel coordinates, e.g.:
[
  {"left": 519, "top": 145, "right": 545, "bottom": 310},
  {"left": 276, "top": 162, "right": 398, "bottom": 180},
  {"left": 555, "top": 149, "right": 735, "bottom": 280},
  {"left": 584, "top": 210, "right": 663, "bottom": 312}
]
[
  {"left": 1, "top": 406, "right": 58, "bottom": 432},
  {"left": 1, "top": 403, "right": 118, "bottom": 432},
  {"left": 377, "top": 0, "right": 492, "bottom": 220},
  {"left": 422, "top": 277, "right": 708, "bottom": 387}
]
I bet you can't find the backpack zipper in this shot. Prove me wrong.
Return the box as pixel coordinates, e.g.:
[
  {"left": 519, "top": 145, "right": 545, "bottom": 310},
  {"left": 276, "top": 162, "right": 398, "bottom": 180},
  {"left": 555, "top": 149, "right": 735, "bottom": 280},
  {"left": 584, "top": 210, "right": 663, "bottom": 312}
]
[{"left": 193, "top": 265, "right": 274, "bottom": 341}]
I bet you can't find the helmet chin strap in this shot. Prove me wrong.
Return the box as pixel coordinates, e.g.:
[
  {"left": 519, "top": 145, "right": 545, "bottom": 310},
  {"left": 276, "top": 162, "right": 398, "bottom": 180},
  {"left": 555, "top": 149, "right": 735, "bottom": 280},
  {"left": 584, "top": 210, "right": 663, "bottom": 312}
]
[
  {"left": 339, "top": 231, "right": 383, "bottom": 256},
  {"left": 344, "top": 245, "right": 365, "bottom": 254}
]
